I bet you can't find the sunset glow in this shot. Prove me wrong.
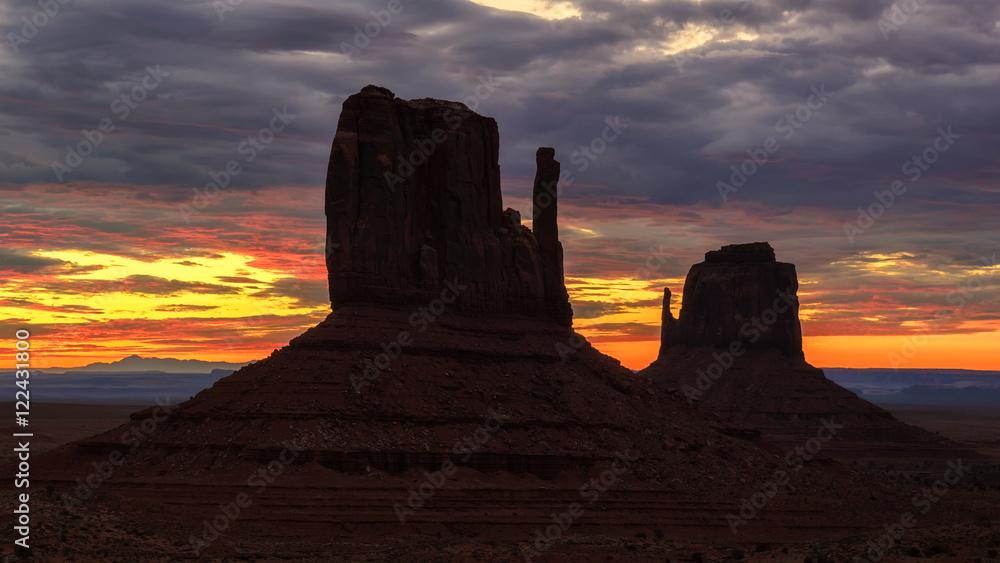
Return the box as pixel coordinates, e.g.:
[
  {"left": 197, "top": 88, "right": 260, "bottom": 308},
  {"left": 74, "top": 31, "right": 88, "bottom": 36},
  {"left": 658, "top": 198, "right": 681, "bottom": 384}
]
[
  {"left": 3, "top": 182, "right": 996, "bottom": 371},
  {"left": 2, "top": 0, "right": 997, "bottom": 372}
]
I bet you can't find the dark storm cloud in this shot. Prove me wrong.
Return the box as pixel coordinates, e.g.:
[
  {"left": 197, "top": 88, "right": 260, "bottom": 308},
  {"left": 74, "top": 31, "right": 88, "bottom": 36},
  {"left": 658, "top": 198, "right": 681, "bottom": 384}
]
[
  {"left": 0, "top": 297, "right": 102, "bottom": 314},
  {"left": 575, "top": 320, "right": 661, "bottom": 337},
  {"left": 573, "top": 296, "right": 664, "bottom": 319},
  {"left": 0, "top": 248, "right": 66, "bottom": 273},
  {"left": 2, "top": 0, "right": 996, "bottom": 205},
  {"left": 250, "top": 278, "right": 330, "bottom": 308},
  {"left": 30, "top": 274, "right": 243, "bottom": 296}
]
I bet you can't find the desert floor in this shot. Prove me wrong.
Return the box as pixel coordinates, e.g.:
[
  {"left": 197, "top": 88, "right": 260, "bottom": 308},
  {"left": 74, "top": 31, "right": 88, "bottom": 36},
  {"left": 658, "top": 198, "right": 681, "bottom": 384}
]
[{"left": 3, "top": 402, "right": 999, "bottom": 562}]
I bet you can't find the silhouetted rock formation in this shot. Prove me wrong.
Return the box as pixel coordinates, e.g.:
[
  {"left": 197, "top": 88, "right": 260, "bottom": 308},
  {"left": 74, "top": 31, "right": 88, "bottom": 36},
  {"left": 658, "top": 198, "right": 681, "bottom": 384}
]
[
  {"left": 660, "top": 242, "right": 802, "bottom": 356},
  {"left": 34, "top": 89, "right": 923, "bottom": 556},
  {"left": 326, "top": 85, "right": 571, "bottom": 326},
  {"left": 531, "top": 147, "right": 572, "bottom": 324},
  {"left": 660, "top": 287, "right": 677, "bottom": 345},
  {"left": 644, "top": 243, "right": 983, "bottom": 461}
]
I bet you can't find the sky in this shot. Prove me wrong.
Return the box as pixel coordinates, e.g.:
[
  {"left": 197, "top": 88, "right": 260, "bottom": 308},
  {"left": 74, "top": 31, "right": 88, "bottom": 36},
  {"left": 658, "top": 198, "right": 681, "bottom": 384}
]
[{"left": 0, "top": 0, "right": 998, "bottom": 371}]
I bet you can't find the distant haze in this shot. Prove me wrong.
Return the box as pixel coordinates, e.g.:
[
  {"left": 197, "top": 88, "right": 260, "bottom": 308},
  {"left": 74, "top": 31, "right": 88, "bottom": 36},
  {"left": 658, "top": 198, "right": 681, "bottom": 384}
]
[
  {"left": 45, "top": 355, "right": 250, "bottom": 374},
  {"left": 2, "top": 355, "right": 250, "bottom": 404},
  {"left": 825, "top": 368, "right": 1000, "bottom": 407}
]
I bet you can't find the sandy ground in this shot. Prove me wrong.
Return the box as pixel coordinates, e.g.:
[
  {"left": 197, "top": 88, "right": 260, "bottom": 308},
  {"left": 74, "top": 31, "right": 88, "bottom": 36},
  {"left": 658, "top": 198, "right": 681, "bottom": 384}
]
[
  {"left": 0, "top": 402, "right": 146, "bottom": 466},
  {"left": 887, "top": 404, "right": 1000, "bottom": 458}
]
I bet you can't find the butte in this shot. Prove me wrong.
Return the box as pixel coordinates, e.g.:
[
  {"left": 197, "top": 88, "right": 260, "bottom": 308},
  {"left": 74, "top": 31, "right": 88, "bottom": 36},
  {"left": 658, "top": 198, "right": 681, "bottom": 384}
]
[{"left": 640, "top": 242, "right": 984, "bottom": 461}]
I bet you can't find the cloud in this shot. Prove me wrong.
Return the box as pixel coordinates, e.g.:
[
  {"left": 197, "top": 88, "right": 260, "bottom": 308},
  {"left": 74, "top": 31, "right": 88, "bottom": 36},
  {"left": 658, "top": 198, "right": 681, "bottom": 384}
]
[
  {"left": 215, "top": 276, "right": 263, "bottom": 284},
  {"left": 250, "top": 278, "right": 330, "bottom": 308},
  {"left": 0, "top": 297, "right": 103, "bottom": 315},
  {"left": 119, "top": 274, "right": 244, "bottom": 296},
  {"left": 154, "top": 304, "right": 221, "bottom": 312},
  {"left": 572, "top": 297, "right": 663, "bottom": 319},
  {"left": 575, "top": 321, "right": 661, "bottom": 337},
  {"left": 0, "top": 248, "right": 67, "bottom": 274}
]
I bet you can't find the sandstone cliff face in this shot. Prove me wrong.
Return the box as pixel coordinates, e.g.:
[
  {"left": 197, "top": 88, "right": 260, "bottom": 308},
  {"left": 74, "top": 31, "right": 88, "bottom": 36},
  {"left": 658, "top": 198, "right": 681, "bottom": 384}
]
[
  {"left": 326, "top": 85, "right": 571, "bottom": 326},
  {"left": 660, "top": 242, "right": 802, "bottom": 356}
]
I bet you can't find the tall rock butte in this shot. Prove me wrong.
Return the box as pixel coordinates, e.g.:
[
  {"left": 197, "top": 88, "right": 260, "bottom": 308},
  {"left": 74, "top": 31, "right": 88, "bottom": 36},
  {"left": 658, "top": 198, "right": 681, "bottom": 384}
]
[
  {"left": 326, "top": 85, "right": 571, "bottom": 325},
  {"left": 643, "top": 242, "right": 983, "bottom": 461}
]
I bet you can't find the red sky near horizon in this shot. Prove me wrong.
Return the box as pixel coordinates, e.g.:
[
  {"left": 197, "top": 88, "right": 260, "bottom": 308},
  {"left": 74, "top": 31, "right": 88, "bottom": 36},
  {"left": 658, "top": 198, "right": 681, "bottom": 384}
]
[
  {"left": 2, "top": 180, "right": 997, "bottom": 372},
  {"left": 2, "top": 0, "right": 999, "bottom": 372}
]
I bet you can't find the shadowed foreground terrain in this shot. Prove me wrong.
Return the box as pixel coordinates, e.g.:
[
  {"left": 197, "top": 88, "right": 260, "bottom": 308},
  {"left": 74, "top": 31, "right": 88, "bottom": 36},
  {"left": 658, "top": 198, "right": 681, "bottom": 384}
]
[{"left": 7, "top": 402, "right": 1000, "bottom": 561}]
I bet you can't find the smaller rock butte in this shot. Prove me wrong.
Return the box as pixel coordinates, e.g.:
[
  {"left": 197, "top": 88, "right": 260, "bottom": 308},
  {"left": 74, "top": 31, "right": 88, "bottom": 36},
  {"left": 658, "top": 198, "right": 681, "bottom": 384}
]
[
  {"left": 644, "top": 242, "right": 984, "bottom": 461},
  {"left": 660, "top": 241, "right": 802, "bottom": 356},
  {"left": 326, "top": 85, "right": 572, "bottom": 326}
]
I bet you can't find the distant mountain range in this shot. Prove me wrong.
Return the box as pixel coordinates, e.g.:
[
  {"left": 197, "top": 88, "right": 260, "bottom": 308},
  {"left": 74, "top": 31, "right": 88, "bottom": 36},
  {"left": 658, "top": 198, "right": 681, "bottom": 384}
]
[
  {"left": 44, "top": 354, "right": 250, "bottom": 374},
  {"left": 824, "top": 367, "right": 1000, "bottom": 407},
  {"left": 0, "top": 355, "right": 253, "bottom": 403}
]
